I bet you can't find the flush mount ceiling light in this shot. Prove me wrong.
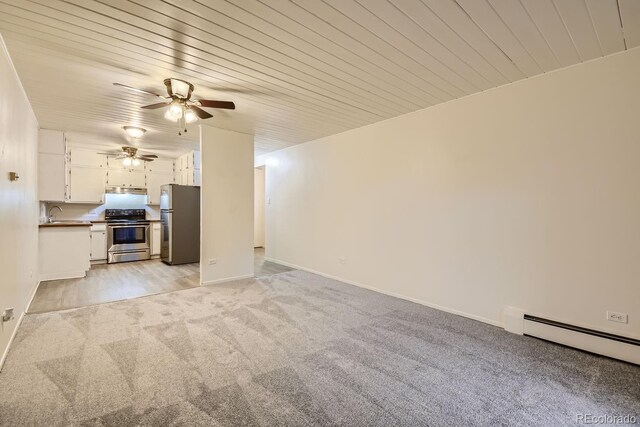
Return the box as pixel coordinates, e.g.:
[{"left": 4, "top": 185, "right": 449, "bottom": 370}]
[{"left": 123, "top": 126, "right": 146, "bottom": 138}]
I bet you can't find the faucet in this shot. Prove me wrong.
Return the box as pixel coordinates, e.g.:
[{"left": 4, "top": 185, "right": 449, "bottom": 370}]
[{"left": 47, "top": 206, "right": 63, "bottom": 223}]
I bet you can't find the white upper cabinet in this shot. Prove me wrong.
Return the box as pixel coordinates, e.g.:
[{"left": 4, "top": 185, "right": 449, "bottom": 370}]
[
  {"left": 106, "top": 169, "right": 128, "bottom": 187},
  {"left": 186, "top": 151, "right": 194, "bottom": 169},
  {"left": 174, "top": 151, "right": 201, "bottom": 187},
  {"left": 193, "top": 151, "right": 201, "bottom": 169},
  {"left": 68, "top": 147, "right": 107, "bottom": 168},
  {"left": 107, "top": 170, "right": 146, "bottom": 187},
  {"left": 39, "top": 129, "right": 65, "bottom": 155},
  {"left": 68, "top": 167, "right": 106, "bottom": 203},
  {"left": 146, "top": 173, "right": 174, "bottom": 205},
  {"left": 146, "top": 159, "right": 174, "bottom": 174},
  {"left": 38, "top": 129, "right": 66, "bottom": 202},
  {"left": 176, "top": 151, "right": 201, "bottom": 172},
  {"left": 129, "top": 171, "right": 146, "bottom": 187}
]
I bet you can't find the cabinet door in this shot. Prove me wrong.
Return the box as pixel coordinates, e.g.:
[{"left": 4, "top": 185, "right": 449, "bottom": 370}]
[
  {"left": 152, "top": 223, "right": 161, "bottom": 255},
  {"left": 107, "top": 169, "right": 129, "bottom": 187},
  {"left": 182, "top": 169, "right": 190, "bottom": 186},
  {"left": 129, "top": 171, "right": 146, "bottom": 187},
  {"left": 68, "top": 148, "right": 106, "bottom": 168},
  {"left": 194, "top": 169, "right": 201, "bottom": 186},
  {"left": 193, "top": 150, "right": 201, "bottom": 170},
  {"left": 130, "top": 160, "right": 145, "bottom": 171},
  {"left": 39, "top": 153, "right": 66, "bottom": 201},
  {"left": 90, "top": 230, "right": 107, "bottom": 260},
  {"left": 146, "top": 173, "right": 173, "bottom": 205},
  {"left": 147, "top": 159, "right": 174, "bottom": 174},
  {"left": 68, "top": 167, "right": 106, "bottom": 203},
  {"left": 39, "top": 129, "right": 65, "bottom": 154},
  {"left": 185, "top": 151, "right": 194, "bottom": 169},
  {"left": 107, "top": 155, "right": 126, "bottom": 170}
]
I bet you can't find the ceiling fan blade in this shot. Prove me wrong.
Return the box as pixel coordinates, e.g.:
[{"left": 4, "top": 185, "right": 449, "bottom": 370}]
[
  {"left": 191, "top": 106, "right": 213, "bottom": 119},
  {"left": 197, "top": 100, "right": 235, "bottom": 110},
  {"left": 113, "top": 83, "right": 167, "bottom": 99},
  {"left": 141, "top": 102, "right": 170, "bottom": 109},
  {"left": 138, "top": 157, "right": 155, "bottom": 162},
  {"left": 138, "top": 154, "right": 158, "bottom": 158}
]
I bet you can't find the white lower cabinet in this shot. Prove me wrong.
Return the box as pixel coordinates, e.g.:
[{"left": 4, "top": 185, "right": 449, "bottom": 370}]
[
  {"left": 68, "top": 167, "right": 106, "bottom": 203},
  {"left": 39, "top": 226, "right": 91, "bottom": 281},
  {"left": 151, "top": 222, "right": 161, "bottom": 256},
  {"left": 90, "top": 224, "right": 107, "bottom": 261}
]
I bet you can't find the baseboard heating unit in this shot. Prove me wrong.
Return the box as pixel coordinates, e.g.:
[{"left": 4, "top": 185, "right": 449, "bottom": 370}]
[{"left": 523, "top": 315, "right": 640, "bottom": 365}]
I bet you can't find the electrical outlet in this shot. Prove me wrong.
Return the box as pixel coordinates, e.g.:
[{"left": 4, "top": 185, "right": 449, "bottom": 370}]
[
  {"left": 208, "top": 258, "right": 217, "bottom": 265},
  {"left": 338, "top": 257, "right": 346, "bottom": 265},
  {"left": 607, "top": 311, "right": 628, "bottom": 324}
]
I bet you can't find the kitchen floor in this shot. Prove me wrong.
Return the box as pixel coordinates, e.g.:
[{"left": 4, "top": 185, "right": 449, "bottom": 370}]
[
  {"left": 29, "top": 249, "right": 293, "bottom": 313},
  {"left": 28, "top": 260, "right": 200, "bottom": 314}
]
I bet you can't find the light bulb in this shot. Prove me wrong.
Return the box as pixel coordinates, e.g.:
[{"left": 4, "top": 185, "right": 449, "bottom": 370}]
[
  {"left": 122, "top": 157, "right": 132, "bottom": 167},
  {"left": 164, "top": 109, "right": 178, "bottom": 122},
  {"left": 132, "top": 159, "right": 141, "bottom": 166},
  {"left": 169, "top": 102, "right": 183, "bottom": 118},
  {"left": 184, "top": 108, "right": 197, "bottom": 123}
]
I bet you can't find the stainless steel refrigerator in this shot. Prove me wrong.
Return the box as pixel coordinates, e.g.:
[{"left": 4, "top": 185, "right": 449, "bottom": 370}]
[{"left": 160, "top": 184, "right": 200, "bottom": 265}]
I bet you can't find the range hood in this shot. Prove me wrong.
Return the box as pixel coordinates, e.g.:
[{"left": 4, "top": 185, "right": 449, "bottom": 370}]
[{"left": 105, "top": 186, "right": 147, "bottom": 195}]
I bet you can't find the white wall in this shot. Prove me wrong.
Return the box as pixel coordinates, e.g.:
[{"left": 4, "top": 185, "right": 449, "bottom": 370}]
[
  {"left": 0, "top": 35, "right": 39, "bottom": 366},
  {"left": 254, "top": 167, "right": 265, "bottom": 248},
  {"left": 200, "top": 125, "right": 254, "bottom": 285},
  {"left": 265, "top": 47, "right": 640, "bottom": 340}
]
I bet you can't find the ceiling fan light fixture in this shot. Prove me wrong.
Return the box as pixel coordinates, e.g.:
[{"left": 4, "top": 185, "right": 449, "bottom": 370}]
[
  {"left": 170, "top": 79, "right": 191, "bottom": 98},
  {"left": 169, "top": 101, "right": 183, "bottom": 119},
  {"left": 122, "top": 157, "right": 132, "bottom": 167},
  {"left": 132, "top": 158, "right": 141, "bottom": 167},
  {"left": 184, "top": 108, "right": 197, "bottom": 123},
  {"left": 123, "top": 126, "right": 146, "bottom": 138}
]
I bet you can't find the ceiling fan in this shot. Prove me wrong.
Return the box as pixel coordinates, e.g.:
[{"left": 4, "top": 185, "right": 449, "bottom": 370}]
[
  {"left": 114, "top": 78, "right": 235, "bottom": 135},
  {"left": 99, "top": 146, "right": 158, "bottom": 167}
]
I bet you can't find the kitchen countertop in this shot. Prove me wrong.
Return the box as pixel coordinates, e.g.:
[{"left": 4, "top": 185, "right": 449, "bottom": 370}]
[
  {"left": 39, "top": 221, "right": 92, "bottom": 228},
  {"left": 89, "top": 219, "right": 161, "bottom": 223}
]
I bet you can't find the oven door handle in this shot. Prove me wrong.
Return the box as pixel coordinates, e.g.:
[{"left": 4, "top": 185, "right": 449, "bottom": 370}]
[{"left": 107, "top": 224, "right": 150, "bottom": 228}]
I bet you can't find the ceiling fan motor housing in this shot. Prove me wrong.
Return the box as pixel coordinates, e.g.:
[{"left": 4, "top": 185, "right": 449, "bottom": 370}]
[{"left": 164, "top": 78, "right": 193, "bottom": 99}]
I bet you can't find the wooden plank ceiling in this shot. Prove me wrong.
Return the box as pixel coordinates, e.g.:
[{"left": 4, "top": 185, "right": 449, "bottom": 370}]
[{"left": 0, "top": 0, "right": 637, "bottom": 156}]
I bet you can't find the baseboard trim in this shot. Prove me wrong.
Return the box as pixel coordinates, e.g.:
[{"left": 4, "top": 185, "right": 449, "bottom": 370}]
[
  {"left": 1, "top": 280, "right": 39, "bottom": 372},
  {"left": 264, "top": 257, "right": 502, "bottom": 328},
  {"left": 39, "top": 270, "right": 86, "bottom": 282},
  {"left": 0, "top": 311, "right": 25, "bottom": 372},
  {"left": 201, "top": 273, "right": 255, "bottom": 286}
]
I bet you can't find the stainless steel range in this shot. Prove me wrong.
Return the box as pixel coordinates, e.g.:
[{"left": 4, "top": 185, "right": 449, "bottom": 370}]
[{"left": 106, "top": 209, "right": 151, "bottom": 263}]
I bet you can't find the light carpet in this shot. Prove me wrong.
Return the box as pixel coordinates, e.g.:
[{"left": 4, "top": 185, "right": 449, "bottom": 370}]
[{"left": 1, "top": 270, "right": 638, "bottom": 426}]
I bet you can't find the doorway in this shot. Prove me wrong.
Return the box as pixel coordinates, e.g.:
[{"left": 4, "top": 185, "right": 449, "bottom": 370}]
[{"left": 253, "top": 165, "right": 293, "bottom": 277}]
